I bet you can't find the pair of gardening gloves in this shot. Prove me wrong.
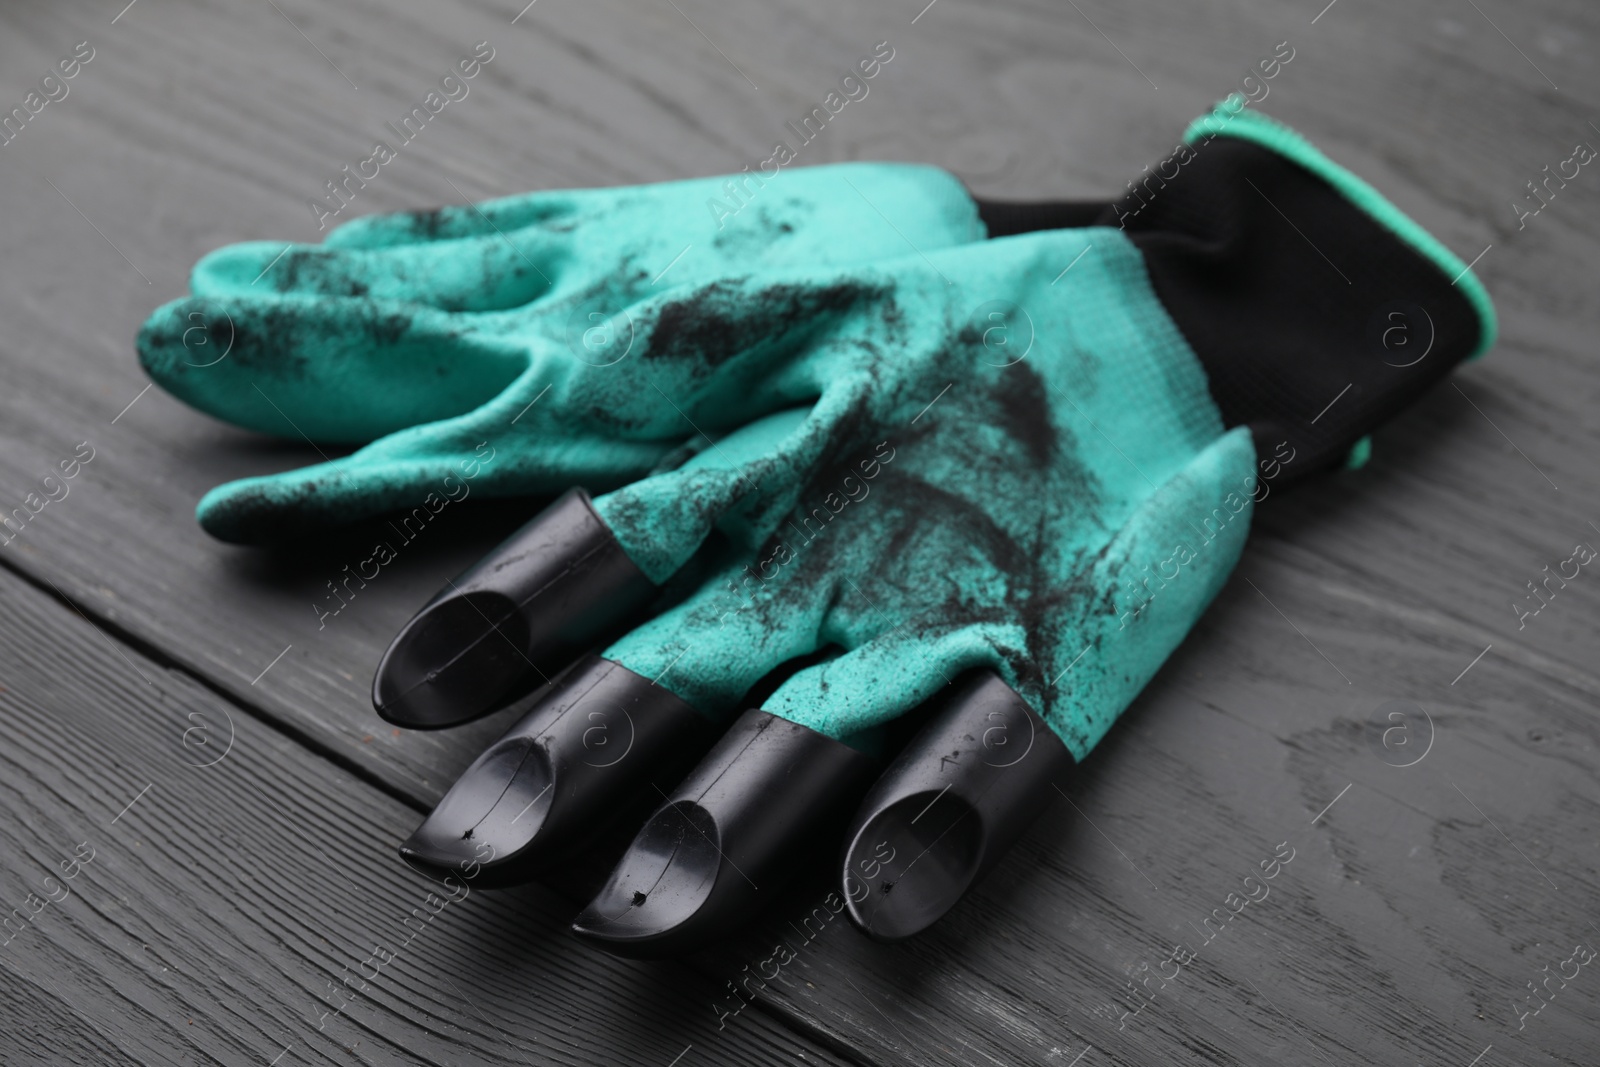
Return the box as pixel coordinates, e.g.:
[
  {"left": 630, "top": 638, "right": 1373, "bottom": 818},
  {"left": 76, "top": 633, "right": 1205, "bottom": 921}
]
[{"left": 138, "top": 101, "right": 1495, "bottom": 956}]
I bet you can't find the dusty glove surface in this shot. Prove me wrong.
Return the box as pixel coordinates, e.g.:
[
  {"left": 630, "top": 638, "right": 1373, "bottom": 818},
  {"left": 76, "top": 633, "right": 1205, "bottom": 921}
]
[
  {"left": 135, "top": 163, "right": 986, "bottom": 541},
  {"left": 582, "top": 229, "right": 1249, "bottom": 759},
  {"left": 569, "top": 105, "right": 1496, "bottom": 951},
  {"left": 582, "top": 104, "right": 1497, "bottom": 757},
  {"left": 370, "top": 103, "right": 1495, "bottom": 951}
]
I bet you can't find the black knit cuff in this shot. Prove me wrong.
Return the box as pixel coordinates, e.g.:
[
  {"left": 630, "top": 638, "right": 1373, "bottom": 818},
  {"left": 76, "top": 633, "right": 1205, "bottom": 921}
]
[{"left": 1104, "top": 108, "right": 1494, "bottom": 486}]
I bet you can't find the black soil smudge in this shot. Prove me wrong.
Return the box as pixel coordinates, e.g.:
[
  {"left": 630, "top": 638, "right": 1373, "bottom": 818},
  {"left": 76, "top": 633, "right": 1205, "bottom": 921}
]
[
  {"left": 643, "top": 279, "right": 882, "bottom": 369},
  {"left": 413, "top": 207, "right": 447, "bottom": 239},
  {"left": 366, "top": 308, "right": 413, "bottom": 346},
  {"left": 987, "top": 361, "right": 1058, "bottom": 468}
]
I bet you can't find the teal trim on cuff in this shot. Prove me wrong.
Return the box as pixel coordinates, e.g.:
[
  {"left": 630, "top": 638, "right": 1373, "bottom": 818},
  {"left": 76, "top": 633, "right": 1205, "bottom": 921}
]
[{"left": 1344, "top": 435, "right": 1372, "bottom": 470}]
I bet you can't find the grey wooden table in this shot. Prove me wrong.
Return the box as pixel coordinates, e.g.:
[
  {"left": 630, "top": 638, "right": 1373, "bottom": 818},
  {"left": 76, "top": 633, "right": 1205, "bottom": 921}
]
[{"left": 0, "top": 0, "right": 1597, "bottom": 1064}]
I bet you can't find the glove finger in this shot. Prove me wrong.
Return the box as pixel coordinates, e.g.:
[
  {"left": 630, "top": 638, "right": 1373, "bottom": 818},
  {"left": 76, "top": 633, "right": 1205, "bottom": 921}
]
[
  {"left": 571, "top": 702, "right": 877, "bottom": 957},
  {"left": 138, "top": 293, "right": 527, "bottom": 443},
  {"left": 395, "top": 505, "right": 845, "bottom": 891},
  {"left": 195, "top": 390, "right": 670, "bottom": 543},
  {"left": 321, "top": 191, "right": 582, "bottom": 250},
  {"left": 370, "top": 400, "right": 856, "bottom": 738},
  {"left": 370, "top": 394, "right": 873, "bottom": 731},
  {"left": 819, "top": 428, "right": 1261, "bottom": 940},
  {"left": 191, "top": 236, "right": 561, "bottom": 312},
  {"left": 836, "top": 669, "right": 1073, "bottom": 942},
  {"left": 397, "top": 654, "right": 717, "bottom": 886},
  {"left": 320, "top": 162, "right": 985, "bottom": 254},
  {"left": 372, "top": 488, "right": 658, "bottom": 730},
  {"left": 570, "top": 543, "right": 877, "bottom": 955}
]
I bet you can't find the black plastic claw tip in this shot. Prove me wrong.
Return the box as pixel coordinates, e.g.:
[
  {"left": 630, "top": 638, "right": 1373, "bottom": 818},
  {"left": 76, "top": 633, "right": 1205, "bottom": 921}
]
[
  {"left": 571, "top": 710, "right": 878, "bottom": 958},
  {"left": 839, "top": 671, "right": 1074, "bottom": 942},
  {"left": 373, "top": 488, "right": 656, "bottom": 729},
  {"left": 400, "top": 656, "right": 710, "bottom": 886}
]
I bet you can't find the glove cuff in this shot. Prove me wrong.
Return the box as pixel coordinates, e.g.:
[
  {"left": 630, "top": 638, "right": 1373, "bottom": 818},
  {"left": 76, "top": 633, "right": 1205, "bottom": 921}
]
[{"left": 1109, "top": 103, "right": 1496, "bottom": 486}]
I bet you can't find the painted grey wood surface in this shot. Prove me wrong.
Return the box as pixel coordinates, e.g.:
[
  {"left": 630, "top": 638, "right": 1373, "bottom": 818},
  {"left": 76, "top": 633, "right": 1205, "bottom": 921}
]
[
  {"left": 0, "top": 561, "right": 861, "bottom": 1067},
  {"left": 0, "top": 0, "right": 1597, "bottom": 1064}
]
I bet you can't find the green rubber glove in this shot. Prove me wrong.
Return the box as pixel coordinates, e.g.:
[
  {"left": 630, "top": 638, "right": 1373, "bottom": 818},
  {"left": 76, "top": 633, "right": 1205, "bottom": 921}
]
[
  {"left": 379, "top": 105, "right": 1494, "bottom": 953},
  {"left": 136, "top": 163, "right": 986, "bottom": 541},
  {"left": 419, "top": 104, "right": 1498, "bottom": 754}
]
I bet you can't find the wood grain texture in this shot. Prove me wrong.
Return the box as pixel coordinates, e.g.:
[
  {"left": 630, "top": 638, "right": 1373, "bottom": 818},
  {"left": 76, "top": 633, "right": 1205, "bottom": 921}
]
[
  {"left": 0, "top": 0, "right": 1597, "bottom": 1064},
  {"left": 0, "top": 562, "right": 862, "bottom": 1067}
]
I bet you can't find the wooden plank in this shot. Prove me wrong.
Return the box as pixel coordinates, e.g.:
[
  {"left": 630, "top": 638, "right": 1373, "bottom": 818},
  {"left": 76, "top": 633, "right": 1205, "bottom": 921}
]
[
  {"left": 0, "top": 971, "right": 143, "bottom": 1067},
  {"left": 0, "top": 0, "right": 1598, "bottom": 1065},
  {"left": 0, "top": 562, "right": 863, "bottom": 1067}
]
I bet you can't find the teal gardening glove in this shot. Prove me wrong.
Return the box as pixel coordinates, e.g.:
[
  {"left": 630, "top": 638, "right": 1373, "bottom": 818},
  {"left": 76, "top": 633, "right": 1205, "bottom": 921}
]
[
  {"left": 137, "top": 161, "right": 988, "bottom": 540},
  {"left": 140, "top": 104, "right": 1495, "bottom": 954}
]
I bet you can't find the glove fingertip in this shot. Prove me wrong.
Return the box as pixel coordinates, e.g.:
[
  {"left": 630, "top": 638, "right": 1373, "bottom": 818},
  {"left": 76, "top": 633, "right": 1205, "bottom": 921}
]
[
  {"left": 135, "top": 297, "right": 207, "bottom": 387},
  {"left": 191, "top": 241, "right": 301, "bottom": 295},
  {"left": 321, "top": 207, "right": 450, "bottom": 250},
  {"left": 197, "top": 477, "right": 326, "bottom": 544},
  {"left": 196, "top": 482, "right": 263, "bottom": 544}
]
